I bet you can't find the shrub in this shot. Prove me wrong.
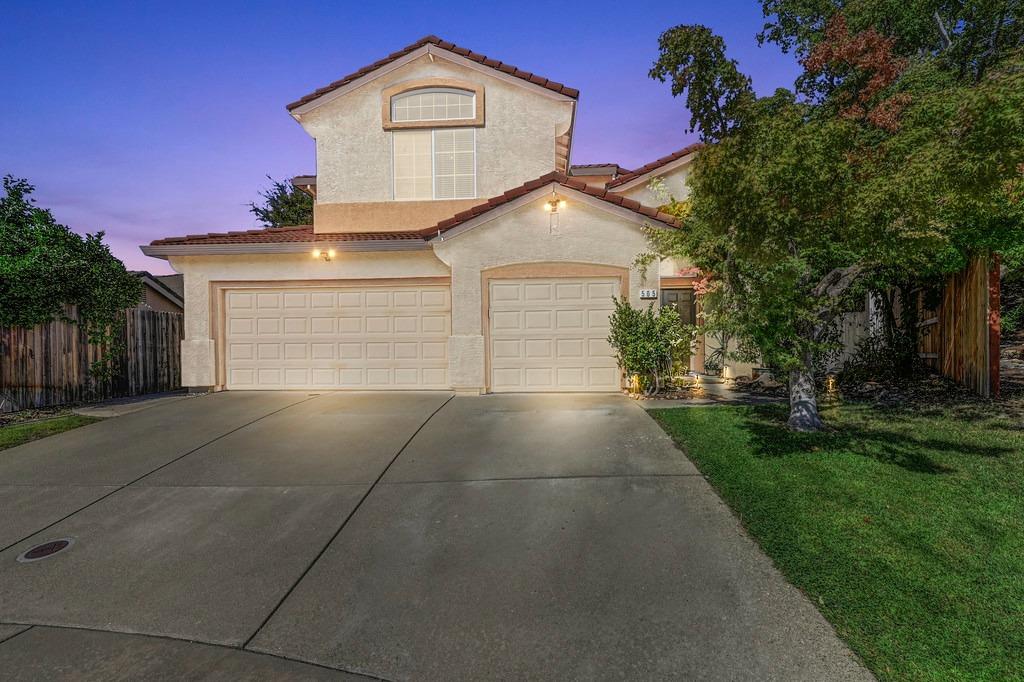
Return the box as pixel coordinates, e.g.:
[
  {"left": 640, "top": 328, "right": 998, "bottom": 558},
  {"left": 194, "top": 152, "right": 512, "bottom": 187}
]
[{"left": 607, "top": 298, "right": 685, "bottom": 394}]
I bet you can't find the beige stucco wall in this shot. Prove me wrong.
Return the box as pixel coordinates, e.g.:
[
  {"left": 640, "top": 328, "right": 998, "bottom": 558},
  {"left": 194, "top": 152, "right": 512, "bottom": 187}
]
[
  {"left": 615, "top": 162, "right": 692, "bottom": 208},
  {"left": 168, "top": 250, "right": 450, "bottom": 387},
  {"left": 298, "top": 53, "right": 574, "bottom": 231},
  {"left": 432, "top": 195, "right": 660, "bottom": 391}
]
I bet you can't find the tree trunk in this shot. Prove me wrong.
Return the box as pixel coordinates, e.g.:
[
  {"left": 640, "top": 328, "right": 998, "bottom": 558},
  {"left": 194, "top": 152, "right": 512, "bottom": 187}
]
[{"left": 787, "top": 365, "right": 823, "bottom": 432}]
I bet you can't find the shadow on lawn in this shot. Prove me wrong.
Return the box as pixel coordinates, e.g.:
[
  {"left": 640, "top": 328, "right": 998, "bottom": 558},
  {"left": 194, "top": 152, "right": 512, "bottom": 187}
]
[{"left": 739, "top": 405, "right": 1014, "bottom": 475}]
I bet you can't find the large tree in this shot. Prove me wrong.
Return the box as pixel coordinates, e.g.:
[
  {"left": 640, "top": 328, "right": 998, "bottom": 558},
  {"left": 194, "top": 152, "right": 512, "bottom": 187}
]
[
  {"left": 0, "top": 176, "right": 142, "bottom": 373},
  {"left": 646, "top": 10, "right": 1024, "bottom": 429},
  {"left": 249, "top": 176, "right": 313, "bottom": 227}
]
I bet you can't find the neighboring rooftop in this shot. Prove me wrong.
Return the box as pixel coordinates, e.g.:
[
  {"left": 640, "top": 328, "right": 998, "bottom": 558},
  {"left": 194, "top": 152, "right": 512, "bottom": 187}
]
[
  {"left": 606, "top": 142, "right": 704, "bottom": 188},
  {"left": 286, "top": 35, "right": 579, "bottom": 112},
  {"left": 568, "top": 163, "right": 630, "bottom": 178},
  {"left": 131, "top": 271, "right": 185, "bottom": 308}
]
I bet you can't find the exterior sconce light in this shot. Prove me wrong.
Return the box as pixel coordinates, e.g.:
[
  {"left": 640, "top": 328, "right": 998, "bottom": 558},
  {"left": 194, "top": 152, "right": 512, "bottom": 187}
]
[
  {"left": 543, "top": 197, "right": 567, "bottom": 213},
  {"left": 311, "top": 248, "right": 336, "bottom": 262},
  {"left": 544, "top": 191, "right": 566, "bottom": 234}
]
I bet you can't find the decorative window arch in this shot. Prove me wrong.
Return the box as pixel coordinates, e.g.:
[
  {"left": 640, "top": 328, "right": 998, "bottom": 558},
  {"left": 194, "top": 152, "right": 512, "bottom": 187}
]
[
  {"left": 382, "top": 78, "right": 485, "bottom": 130},
  {"left": 392, "top": 88, "right": 475, "bottom": 122}
]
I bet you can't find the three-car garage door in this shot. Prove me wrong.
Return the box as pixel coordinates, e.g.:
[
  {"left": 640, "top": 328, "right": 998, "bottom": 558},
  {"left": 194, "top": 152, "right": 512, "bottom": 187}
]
[
  {"left": 488, "top": 278, "right": 621, "bottom": 392},
  {"left": 224, "top": 285, "right": 450, "bottom": 390}
]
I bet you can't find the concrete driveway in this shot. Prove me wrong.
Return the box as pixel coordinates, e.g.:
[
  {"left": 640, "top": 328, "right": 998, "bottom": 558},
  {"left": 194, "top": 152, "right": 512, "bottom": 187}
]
[{"left": 0, "top": 392, "right": 870, "bottom": 681}]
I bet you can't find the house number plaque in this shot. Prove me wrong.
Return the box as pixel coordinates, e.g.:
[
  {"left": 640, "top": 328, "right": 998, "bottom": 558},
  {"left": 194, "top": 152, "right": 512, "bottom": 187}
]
[{"left": 639, "top": 289, "right": 659, "bottom": 300}]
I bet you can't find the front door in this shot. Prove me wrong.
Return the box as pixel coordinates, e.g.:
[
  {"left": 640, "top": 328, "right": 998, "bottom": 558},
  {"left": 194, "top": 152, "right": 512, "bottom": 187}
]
[{"left": 660, "top": 288, "right": 703, "bottom": 372}]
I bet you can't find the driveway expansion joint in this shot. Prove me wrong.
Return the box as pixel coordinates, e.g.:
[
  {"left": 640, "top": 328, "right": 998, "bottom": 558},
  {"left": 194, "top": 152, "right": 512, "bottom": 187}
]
[{"left": 240, "top": 393, "right": 456, "bottom": 649}]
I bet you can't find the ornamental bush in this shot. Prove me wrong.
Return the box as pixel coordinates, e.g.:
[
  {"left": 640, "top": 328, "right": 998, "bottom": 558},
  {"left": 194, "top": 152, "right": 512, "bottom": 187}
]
[
  {"left": 0, "top": 176, "right": 142, "bottom": 376},
  {"left": 607, "top": 297, "right": 685, "bottom": 393}
]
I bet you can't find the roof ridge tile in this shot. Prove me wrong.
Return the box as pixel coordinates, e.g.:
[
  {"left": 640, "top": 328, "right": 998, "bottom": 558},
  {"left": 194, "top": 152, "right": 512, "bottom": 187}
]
[{"left": 286, "top": 35, "right": 578, "bottom": 111}]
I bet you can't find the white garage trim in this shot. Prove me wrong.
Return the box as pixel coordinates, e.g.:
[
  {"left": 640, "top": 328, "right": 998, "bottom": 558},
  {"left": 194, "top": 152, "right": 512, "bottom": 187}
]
[
  {"left": 212, "top": 278, "right": 451, "bottom": 390},
  {"left": 481, "top": 263, "right": 627, "bottom": 393}
]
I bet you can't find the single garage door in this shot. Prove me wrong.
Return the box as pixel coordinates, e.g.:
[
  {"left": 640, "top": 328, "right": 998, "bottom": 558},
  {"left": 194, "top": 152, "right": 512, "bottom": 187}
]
[
  {"left": 224, "top": 285, "right": 450, "bottom": 390},
  {"left": 488, "top": 277, "right": 620, "bottom": 392}
]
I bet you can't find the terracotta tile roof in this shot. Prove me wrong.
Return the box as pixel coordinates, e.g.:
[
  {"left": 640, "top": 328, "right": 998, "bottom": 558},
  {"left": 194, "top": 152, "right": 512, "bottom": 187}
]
[
  {"left": 287, "top": 35, "right": 579, "bottom": 112},
  {"left": 148, "top": 175, "right": 679, "bottom": 248},
  {"left": 425, "top": 171, "right": 681, "bottom": 238},
  {"left": 149, "top": 225, "right": 426, "bottom": 246},
  {"left": 605, "top": 142, "right": 704, "bottom": 188}
]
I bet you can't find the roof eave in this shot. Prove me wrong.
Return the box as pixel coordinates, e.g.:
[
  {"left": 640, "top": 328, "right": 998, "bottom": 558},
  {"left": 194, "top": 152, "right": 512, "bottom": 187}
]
[
  {"left": 140, "top": 239, "right": 431, "bottom": 259},
  {"left": 429, "top": 181, "right": 679, "bottom": 244}
]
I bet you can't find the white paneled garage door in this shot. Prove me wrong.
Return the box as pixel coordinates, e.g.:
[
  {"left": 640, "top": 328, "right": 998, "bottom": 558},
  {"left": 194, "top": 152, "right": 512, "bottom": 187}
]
[
  {"left": 489, "top": 278, "right": 621, "bottom": 392},
  {"left": 224, "top": 285, "right": 450, "bottom": 390}
]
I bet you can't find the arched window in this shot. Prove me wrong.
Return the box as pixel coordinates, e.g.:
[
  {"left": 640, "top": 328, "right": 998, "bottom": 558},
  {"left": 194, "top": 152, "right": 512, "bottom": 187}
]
[{"left": 391, "top": 88, "right": 475, "bottom": 123}]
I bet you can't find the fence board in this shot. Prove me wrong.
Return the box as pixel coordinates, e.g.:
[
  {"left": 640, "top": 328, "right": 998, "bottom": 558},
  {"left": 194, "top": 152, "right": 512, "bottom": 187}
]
[
  {"left": 0, "top": 307, "right": 184, "bottom": 412},
  {"left": 917, "top": 255, "right": 1000, "bottom": 397}
]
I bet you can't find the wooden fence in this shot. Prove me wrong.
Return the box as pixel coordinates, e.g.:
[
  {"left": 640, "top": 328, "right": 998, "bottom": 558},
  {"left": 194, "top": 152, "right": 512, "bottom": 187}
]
[
  {"left": 918, "top": 254, "right": 1001, "bottom": 397},
  {"left": 0, "top": 307, "right": 183, "bottom": 412}
]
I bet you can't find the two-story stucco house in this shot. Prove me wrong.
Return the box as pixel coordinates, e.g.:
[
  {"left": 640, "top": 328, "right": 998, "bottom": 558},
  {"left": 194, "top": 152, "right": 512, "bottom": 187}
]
[{"left": 142, "top": 35, "right": 720, "bottom": 394}]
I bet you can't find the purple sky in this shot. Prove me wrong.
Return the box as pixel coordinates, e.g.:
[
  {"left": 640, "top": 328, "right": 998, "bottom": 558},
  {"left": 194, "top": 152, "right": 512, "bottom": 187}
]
[{"left": 3, "top": 1, "right": 800, "bottom": 275}]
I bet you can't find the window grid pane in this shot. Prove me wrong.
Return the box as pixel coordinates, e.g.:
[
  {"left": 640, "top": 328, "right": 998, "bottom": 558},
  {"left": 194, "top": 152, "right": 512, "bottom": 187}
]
[
  {"left": 393, "top": 130, "right": 433, "bottom": 200},
  {"left": 433, "top": 129, "right": 475, "bottom": 200},
  {"left": 391, "top": 89, "right": 475, "bottom": 122}
]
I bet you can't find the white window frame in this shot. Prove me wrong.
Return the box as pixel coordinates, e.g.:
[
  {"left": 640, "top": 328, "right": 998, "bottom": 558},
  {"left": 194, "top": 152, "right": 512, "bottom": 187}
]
[
  {"left": 390, "top": 87, "right": 477, "bottom": 123},
  {"left": 391, "top": 128, "right": 477, "bottom": 201}
]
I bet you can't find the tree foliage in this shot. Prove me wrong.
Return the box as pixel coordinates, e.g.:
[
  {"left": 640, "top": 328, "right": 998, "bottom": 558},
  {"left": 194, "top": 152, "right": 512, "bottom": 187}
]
[
  {"left": 249, "top": 176, "right": 313, "bottom": 227},
  {"left": 650, "top": 25, "right": 754, "bottom": 141},
  {"left": 0, "top": 176, "right": 142, "bottom": 374},
  {"left": 759, "top": 0, "right": 1024, "bottom": 92},
  {"left": 647, "top": 5, "right": 1024, "bottom": 429}
]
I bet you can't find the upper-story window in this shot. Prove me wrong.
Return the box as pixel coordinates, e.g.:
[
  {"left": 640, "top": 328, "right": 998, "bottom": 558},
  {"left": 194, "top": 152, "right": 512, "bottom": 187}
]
[
  {"left": 391, "top": 88, "right": 475, "bottom": 123},
  {"left": 384, "top": 80, "right": 484, "bottom": 201},
  {"left": 393, "top": 128, "right": 476, "bottom": 201}
]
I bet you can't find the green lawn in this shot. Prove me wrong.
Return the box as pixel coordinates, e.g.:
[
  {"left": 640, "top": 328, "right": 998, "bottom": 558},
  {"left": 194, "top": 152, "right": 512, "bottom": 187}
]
[
  {"left": 650, "top": 403, "right": 1024, "bottom": 682},
  {"left": 0, "top": 415, "right": 100, "bottom": 451}
]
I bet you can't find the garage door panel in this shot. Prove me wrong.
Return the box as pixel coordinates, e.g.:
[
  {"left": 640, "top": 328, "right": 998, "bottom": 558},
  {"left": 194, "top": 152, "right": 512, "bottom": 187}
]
[
  {"left": 225, "top": 285, "right": 450, "bottom": 390},
  {"left": 524, "top": 339, "right": 553, "bottom": 359},
  {"left": 311, "top": 343, "right": 335, "bottom": 360},
  {"left": 525, "top": 367, "right": 553, "bottom": 387},
  {"left": 556, "top": 338, "right": 585, "bottom": 358},
  {"left": 422, "top": 316, "right": 449, "bottom": 334},
  {"left": 256, "top": 318, "right": 280, "bottom": 335},
  {"left": 228, "top": 292, "right": 254, "bottom": 310},
  {"left": 257, "top": 344, "right": 279, "bottom": 360},
  {"left": 524, "top": 311, "right": 552, "bottom": 329},
  {"left": 524, "top": 283, "right": 552, "bottom": 301},
  {"left": 256, "top": 293, "right": 280, "bottom": 309},
  {"left": 555, "top": 282, "right": 585, "bottom": 300},
  {"left": 489, "top": 277, "right": 620, "bottom": 393}
]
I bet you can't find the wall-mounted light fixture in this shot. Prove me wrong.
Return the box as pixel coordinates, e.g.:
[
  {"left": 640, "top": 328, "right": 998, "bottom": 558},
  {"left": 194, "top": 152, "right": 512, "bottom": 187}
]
[
  {"left": 542, "top": 196, "right": 567, "bottom": 213},
  {"left": 543, "top": 190, "right": 567, "bottom": 234},
  {"left": 312, "top": 248, "right": 336, "bottom": 262}
]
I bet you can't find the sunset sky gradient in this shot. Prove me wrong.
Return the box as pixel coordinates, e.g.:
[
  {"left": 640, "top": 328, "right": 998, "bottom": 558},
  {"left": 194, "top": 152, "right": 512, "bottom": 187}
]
[{"left": 3, "top": 0, "right": 800, "bottom": 274}]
